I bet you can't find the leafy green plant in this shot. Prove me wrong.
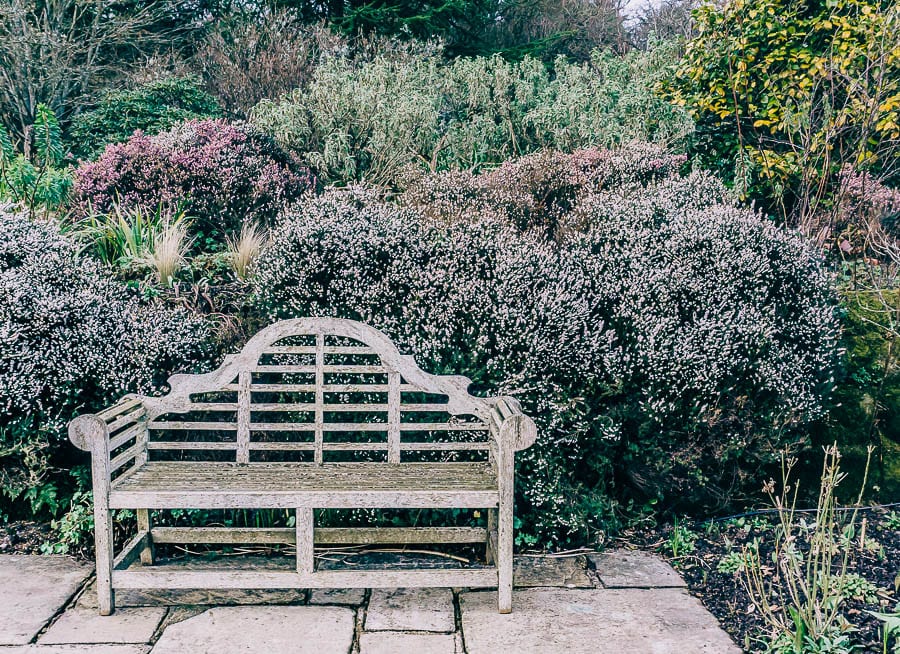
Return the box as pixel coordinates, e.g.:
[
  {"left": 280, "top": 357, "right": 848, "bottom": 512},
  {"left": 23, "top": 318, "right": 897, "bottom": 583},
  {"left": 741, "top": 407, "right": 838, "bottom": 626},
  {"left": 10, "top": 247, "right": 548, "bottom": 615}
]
[
  {"left": 665, "top": 0, "right": 900, "bottom": 224},
  {"left": 867, "top": 607, "right": 900, "bottom": 654},
  {"left": 840, "top": 573, "right": 880, "bottom": 604},
  {"left": 0, "top": 104, "right": 72, "bottom": 214},
  {"left": 67, "top": 76, "right": 223, "bottom": 160},
  {"left": 886, "top": 512, "right": 900, "bottom": 530},
  {"left": 41, "top": 491, "right": 93, "bottom": 555},
  {"left": 664, "top": 518, "right": 697, "bottom": 559},
  {"left": 717, "top": 550, "right": 747, "bottom": 575}
]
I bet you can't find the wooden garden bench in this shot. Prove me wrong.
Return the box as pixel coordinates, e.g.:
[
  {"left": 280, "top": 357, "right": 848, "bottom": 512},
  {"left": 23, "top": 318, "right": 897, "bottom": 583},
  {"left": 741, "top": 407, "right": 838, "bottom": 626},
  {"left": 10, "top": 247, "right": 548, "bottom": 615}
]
[{"left": 69, "top": 318, "right": 537, "bottom": 615}]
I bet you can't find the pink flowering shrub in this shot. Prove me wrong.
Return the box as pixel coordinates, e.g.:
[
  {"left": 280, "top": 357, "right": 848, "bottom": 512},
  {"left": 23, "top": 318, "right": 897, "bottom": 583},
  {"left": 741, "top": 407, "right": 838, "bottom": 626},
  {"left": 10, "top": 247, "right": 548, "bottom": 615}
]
[
  {"left": 72, "top": 119, "right": 315, "bottom": 247},
  {"left": 837, "top": 166, "right": 900, "bottom": 233},
  {"left": 0, "top": 208, "right": 213, "bottom": 516},
  {"left": 252, "top": 147, "right": 839, "bottom": 542},
  {"left": 399, "top": 144, "right": 693, "bottom": 237}
]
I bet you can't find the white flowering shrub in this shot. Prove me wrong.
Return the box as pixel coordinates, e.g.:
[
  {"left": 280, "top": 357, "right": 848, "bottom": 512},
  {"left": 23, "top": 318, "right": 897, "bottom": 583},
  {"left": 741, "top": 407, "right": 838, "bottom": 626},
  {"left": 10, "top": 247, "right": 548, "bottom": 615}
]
[
  {"left": 0, "top": 209, "right": 212, "bottom": 516},
  {"left": 572, "top": 183, "right": 839, "bottom": 507},
  {"left": 252, "top": 147, "right": 839, "bottom": 543}
]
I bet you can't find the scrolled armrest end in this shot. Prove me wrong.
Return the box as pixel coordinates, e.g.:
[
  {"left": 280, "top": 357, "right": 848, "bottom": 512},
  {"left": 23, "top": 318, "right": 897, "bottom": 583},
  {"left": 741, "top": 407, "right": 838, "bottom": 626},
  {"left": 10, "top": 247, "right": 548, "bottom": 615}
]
[
  {"left": 499, "top": 413, "right": 538, "bottom": 452},
  {"left": 69, "top": 415, "right": 108, "bottom": 452}
]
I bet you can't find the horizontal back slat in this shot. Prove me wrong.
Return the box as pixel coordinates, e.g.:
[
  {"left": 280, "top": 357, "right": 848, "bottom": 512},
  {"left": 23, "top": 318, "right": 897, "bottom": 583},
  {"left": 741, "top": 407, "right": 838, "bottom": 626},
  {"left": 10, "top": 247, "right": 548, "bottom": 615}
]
[{"left": 145, "top": 441, "right": 489, "bottom": 452}]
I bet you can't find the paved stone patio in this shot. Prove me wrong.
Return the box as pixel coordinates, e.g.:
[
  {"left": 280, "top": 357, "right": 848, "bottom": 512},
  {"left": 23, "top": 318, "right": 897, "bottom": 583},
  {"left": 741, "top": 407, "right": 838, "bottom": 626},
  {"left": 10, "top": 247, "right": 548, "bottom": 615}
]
[{"left": 0, "top": 551, "right": 740, "bottom": 653}]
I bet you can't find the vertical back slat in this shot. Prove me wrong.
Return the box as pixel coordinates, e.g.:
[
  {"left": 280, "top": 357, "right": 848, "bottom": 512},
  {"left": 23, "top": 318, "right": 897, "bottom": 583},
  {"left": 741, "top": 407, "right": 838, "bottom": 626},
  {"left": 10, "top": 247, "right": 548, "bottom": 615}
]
[
  {"left": 236, "top": 370, "right": 251, "bottom": 463},
  {"left": 387, "top": 371, "right": 401, "bottom": 463},
  {"left": 314, "top": 333, "right": 324, "bottom": 464}
]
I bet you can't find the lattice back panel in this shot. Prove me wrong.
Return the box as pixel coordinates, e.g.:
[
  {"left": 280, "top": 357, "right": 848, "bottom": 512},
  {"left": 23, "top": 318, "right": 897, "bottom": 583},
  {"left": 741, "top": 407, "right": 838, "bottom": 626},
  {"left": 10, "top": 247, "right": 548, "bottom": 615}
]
[{"left": 147, "top": 331, "right": 490, "bottom": 463}]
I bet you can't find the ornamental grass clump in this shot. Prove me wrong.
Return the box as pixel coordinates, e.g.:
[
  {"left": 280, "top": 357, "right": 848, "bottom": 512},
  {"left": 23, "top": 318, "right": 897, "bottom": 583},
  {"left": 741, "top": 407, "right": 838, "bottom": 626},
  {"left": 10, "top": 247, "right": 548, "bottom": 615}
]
[
  {"left": 72, "top": 119, "right": 315, "bottom": 249},
  {"left": 0, "top": 208, "right": 212, "bottom": 517},
  {"left": 251, "top": 145, "right": 840, "bottom": 543}
]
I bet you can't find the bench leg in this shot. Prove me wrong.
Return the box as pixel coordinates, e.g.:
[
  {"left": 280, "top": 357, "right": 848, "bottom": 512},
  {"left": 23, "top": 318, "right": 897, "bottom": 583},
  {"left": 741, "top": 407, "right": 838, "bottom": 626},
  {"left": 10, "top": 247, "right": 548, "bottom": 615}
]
[
  {"left": 137, "top": 509, "right": 154, "bottom": 565},
  {"left": 296, "top": 508, "right": 315, "bottom": 574},
  {"left": 497, "top": 500, "right": 513, "bottom": 614},
  {"left": 485, "top": 508, "right": 497, "bottom": 565},
  {"left": 94, "top": 501, "right": 115, "bottom": 615}
]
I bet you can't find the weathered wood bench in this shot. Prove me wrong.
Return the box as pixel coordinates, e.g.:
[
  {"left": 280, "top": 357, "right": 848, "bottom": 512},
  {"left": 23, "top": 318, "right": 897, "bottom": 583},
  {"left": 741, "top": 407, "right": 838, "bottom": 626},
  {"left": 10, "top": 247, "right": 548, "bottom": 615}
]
[{"left": 70, "top": 318, "right": 536, "bottom": 615}]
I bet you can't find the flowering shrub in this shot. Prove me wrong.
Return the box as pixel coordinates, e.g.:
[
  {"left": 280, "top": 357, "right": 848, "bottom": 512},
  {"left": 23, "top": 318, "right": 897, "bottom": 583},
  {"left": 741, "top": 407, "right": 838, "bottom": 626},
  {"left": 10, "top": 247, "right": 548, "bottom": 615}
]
[
  {"left": 250, "top": 42, "right": 693, "bottom": 185},
  {"left": 399, "top": 145, "right": 691, "bottom": 236},
  {"left": 0, "top": 209, "right": 213, "bottom": 517},
  {"left": 251, "top": 147, "right": 839, "bottom": 542},
  {"left": 252, "top": 188, "right": 621, "bottom": 542},
  {"left": 72, "top": 119, "right": 315, "bottom": 247}
]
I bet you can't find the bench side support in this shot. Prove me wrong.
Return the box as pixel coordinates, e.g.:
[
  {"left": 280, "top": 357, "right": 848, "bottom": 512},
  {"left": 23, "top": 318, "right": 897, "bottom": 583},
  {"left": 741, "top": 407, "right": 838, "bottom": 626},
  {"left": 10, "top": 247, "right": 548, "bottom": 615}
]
[
  {"left": 136, "top": 509, "right": 154, "bottom": 565},
  {"left": 70, "top": 415, "right": 115, "bottom": 615},
  {"left": 296, "top": 508, "right": 315, "bottom": 574},
  {"left": 494, "top": 398, "right": 538, "bottom": 613}
]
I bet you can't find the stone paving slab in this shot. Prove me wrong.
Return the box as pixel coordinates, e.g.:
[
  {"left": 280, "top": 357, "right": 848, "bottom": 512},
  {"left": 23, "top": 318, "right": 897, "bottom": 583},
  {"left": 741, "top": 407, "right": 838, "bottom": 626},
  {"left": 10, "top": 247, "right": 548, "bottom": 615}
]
[
  {"left": 308, "top": 588, "right": 366, "bottom": 606},
  {"left": 38, "top": 608, "right": 166, "bottom": 645},
  {"left": 0, "top": 646, "right": 149, "bottom": 653},
  {"left": 0, "top": 555, "right": 93, "bottom": 645},
  {"left": 365, "top": 588, "right": 455, "bottom": 632},
  {"left": 76, "top": 580, "right": 304, "bottom": 609},
  {"left": 148, "top": 606, "right": 354, "bottom": 654},
  {"left": 460, "top": 587, "right": 740, "bottom": 653},
  {"left": 590, "top": 550, "right": 686, "bottom": 588},
  {"left": 358, "top": 632, "right": 459, "bottom": 654},
  {"left": 514, "top": 556, "right": 595, "bottom": 588}
]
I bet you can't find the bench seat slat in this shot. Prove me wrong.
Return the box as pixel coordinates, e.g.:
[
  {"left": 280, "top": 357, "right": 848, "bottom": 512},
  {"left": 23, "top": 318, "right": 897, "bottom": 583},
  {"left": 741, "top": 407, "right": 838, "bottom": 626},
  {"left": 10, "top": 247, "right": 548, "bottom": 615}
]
[
  {"left": 109, "top": 462, "right": 498, "bottom": 509},
  {"left": 145, "top": 441, "right": 489, "bottom": 452}
]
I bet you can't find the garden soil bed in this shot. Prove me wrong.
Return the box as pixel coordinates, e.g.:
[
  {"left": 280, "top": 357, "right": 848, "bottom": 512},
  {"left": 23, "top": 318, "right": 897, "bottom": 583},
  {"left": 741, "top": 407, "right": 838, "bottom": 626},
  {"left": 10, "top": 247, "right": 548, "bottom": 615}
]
[
  {"left": 0, "top": 521, "right": 52, "bottom": 555},
  {"left": 631, "top": 507, "right": 900, "bottom": 652}
]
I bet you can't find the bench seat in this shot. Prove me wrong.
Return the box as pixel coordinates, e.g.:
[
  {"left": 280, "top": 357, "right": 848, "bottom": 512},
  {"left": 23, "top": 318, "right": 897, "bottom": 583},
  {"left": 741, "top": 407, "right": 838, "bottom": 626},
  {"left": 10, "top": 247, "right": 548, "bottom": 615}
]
[{"left": 110, "top": 462, "right": 500, "bottom": 509}]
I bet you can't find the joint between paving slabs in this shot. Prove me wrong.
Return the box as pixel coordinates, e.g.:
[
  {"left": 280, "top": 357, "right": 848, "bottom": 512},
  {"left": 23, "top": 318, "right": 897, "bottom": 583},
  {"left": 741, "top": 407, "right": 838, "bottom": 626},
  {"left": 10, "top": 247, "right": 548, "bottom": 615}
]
[
  {"left": 28, "top": 571, "right": 97, "bottom": 645},
  {"left": 452, "top": 589, "right": 468, "bottom": 654},
  {"left": 348, "top": 587, "right": 371, "bottom": 654}
]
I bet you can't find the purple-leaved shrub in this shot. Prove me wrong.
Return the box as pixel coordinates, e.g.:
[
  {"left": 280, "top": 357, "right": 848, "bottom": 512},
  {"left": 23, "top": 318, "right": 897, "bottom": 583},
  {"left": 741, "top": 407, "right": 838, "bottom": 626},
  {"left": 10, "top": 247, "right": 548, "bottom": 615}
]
[
  {"left": 0, "top": 208, "right": 213, "bottom": 515},
  {"left": 251, "top": 146, "right": 839, "bottom": 544},
  {"left": 72, "top": 119, "right": 315, "bottom": 247}
]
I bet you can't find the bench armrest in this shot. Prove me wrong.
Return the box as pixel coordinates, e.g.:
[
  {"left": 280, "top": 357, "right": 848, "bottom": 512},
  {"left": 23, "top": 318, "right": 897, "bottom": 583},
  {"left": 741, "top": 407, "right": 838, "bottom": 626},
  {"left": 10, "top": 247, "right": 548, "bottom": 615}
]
[
  {"left": 490, "top": 397, "right": 537, "bottom": 454},
  {"left": 69, "top": 396, "right": 147, "bottom": 463}
]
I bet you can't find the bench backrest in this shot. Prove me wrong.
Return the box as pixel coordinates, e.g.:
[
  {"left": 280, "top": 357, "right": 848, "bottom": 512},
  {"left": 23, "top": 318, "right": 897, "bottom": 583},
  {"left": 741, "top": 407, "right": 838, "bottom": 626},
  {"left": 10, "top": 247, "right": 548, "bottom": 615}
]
[{"left": 140, "top": 318, "right": 495, "bottom": 464}]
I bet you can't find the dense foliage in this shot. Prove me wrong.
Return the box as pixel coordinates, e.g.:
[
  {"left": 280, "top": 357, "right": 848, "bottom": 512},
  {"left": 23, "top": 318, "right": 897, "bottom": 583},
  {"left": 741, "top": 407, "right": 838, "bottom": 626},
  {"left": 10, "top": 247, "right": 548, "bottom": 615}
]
[
  {"left": 665, "top": 0, "right": 900, "bottom": 222},
  {"left": 252, "top": 147, "right": 839, "bottom": 543},
  {"left": 68, "top": 76, "right": 223, "bottom": 160},
  {"left": 0, "top": 209, "right": 212, "bottom": 518},
  {"left": 72, "top": 119, "right": 315, "bottom": 247},
  {"left": 251, "top": 42, "right": 693, "bottom": 185},
  {"left": 0, "top": 104, "right": 71, "bottom": 213}
]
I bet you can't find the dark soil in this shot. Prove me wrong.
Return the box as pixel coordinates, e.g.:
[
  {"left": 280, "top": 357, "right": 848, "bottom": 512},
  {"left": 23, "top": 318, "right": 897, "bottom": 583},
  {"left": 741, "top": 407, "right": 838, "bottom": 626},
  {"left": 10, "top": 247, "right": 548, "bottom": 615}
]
[
  {"left": 0, "top": 520, "right": 52, "bottom": 555},
  {"left": 632, "top": 508, "right": 900, "bottom": 653}
]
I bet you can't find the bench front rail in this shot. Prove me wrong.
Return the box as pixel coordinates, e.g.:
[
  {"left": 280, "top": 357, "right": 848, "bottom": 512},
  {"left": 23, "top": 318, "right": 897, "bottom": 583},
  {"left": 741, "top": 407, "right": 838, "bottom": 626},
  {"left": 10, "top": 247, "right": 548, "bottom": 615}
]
[{"left": 69, "top": 318, "right": 536, "bottom": 615}]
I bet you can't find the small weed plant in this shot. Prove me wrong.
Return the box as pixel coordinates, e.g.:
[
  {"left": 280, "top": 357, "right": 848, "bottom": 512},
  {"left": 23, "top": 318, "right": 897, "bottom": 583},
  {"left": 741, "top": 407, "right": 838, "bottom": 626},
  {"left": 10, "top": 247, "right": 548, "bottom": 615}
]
[{"left": 664, "top": 517, "right": 697, "bottom": 560}]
